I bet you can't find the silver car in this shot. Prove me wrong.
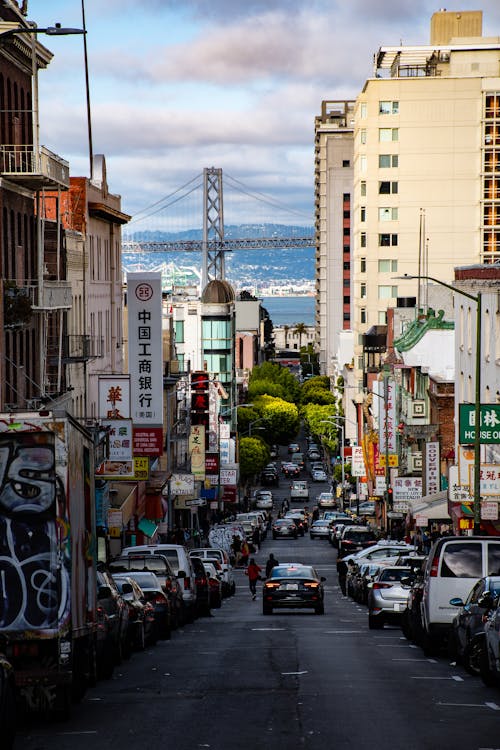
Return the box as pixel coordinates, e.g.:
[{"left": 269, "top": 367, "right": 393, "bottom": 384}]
[
  {"left": 367, "top": 566, "right": 413, "bottom": 629},
  {"left": 309, "top": 519, "right": 332, "bottom": 540}
]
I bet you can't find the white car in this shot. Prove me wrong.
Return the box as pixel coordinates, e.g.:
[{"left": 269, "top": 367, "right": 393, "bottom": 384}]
[
  {"left": 254, "top": 491, "right": 273, "bottom": 510},
  {"left": 317, "top": 492, "right": 336, "bottom": 508},
  {"left": 189, "top": 547, "right": 235, "bottom": 597},
  {"left": 312, "top": 469, "right": 328, "bottom": 482}
]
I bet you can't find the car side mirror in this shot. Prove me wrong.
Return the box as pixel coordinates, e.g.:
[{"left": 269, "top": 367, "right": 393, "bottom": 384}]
[
  {"left": 449, "top": 597, "right": 465, "bottom": 607},
  {"left": 98, "top": 585, "right": 112, "bottom": 600}
]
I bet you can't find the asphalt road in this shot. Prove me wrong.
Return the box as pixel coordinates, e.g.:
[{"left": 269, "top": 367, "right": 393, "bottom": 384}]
[{"left": 17, "top": 512, "right": 500, "bottom": 750}]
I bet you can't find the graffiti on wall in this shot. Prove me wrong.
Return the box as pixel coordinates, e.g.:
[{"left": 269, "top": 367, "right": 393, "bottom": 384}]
[{"left": 0, "top": 434, "right": 69, "bottom": 631}]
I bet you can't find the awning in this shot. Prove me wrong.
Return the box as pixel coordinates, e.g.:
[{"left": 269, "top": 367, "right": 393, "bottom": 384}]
[
  {"left": 412, "top": 491, "right": 450, "bottom": 521},
  {"left": 137, "top": 518, "right": 158, "bottom": 538}
]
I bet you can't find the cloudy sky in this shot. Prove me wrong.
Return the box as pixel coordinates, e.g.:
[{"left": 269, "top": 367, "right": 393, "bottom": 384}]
[{"left": 33, "top": 0, "right": 500, "bottom": 229}]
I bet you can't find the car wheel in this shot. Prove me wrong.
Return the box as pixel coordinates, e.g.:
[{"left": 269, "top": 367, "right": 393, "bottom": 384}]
[
  {"left": 263, "top": 604, "right": 273, "bottom": 615},
  {"left": 368, "top": 614, "right": 384, "bottom": 630},
  {"left": 465, "top": 638, "right": 484, "bottom": 676}
]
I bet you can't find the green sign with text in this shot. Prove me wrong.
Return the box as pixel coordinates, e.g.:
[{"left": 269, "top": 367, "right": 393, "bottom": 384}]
[{"left": 459, "top": 404, "right": 500, "bottom": 444}]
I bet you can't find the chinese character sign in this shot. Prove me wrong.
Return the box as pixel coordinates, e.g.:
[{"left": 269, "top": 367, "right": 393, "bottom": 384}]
[
  {"left": 127, "top": 273, "right": 164, "bottom": 454},
  {"left": 189, "top": 425, "right": 206, "bottom": 479},
  {"left": 425, "top": 441, "right": 440, "bottom": 496},
  {"left": 98, "top": 376, "right": 131, "bottom": 418},
  {"left": 351, "top": 446, "right": 366, "bottom": 477},
  {"left": 378, "top": 378, "right": 397, "bottom": 454}
]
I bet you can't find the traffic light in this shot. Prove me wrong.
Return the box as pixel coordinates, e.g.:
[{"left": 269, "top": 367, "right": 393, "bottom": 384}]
[{"left": 386, "top": 486, "right": 394, "bottom": 509}]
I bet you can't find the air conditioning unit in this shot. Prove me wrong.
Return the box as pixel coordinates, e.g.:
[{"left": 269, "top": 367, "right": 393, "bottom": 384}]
[
  {"left": 26, "top": 398, "right": 43, "bottom": 410},
  {"left": 408, "top": 452, "right": 422, "bottom": 473},
  {"left": 411, "top": 400, "right": 426, "bottom": 418}
]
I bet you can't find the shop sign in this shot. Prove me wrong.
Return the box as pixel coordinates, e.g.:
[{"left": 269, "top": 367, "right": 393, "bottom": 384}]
[{"left": 459, "top": 404, "right": 500, "bottom": 444}]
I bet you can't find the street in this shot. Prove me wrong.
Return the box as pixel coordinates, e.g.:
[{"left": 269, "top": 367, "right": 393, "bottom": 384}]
[{"left": 17, "top": 511, "right": 500, "bottom": 750}]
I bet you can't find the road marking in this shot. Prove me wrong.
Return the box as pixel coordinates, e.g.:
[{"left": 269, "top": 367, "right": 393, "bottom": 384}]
[
  {"left": 281, "top": 670, "right": 308, "bottom": 675},
  {"left": 411, "top": 675, "right": 464, "bottom": 681},
  {"left": 324, "top": 630, "right": 365, "bottom": 634},
  {"left": 485, "top": 703, "right": 500, "bottom": 711},
  {"left": 57, "top": 732, "right": 98, "bottom": 736},
  {"left": 252, "top": 628, "right": 286, "bottom": 632},
  {"left": 437, "top": 702, "right": 500, "bottom": 711},
  {"left": 392, "top": 658, "right": 436, "bottom": 662}
]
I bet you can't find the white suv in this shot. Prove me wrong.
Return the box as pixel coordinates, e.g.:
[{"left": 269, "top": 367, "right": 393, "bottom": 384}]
[{"left": 190, "top": 547, "right": 235, "bottom": 597}]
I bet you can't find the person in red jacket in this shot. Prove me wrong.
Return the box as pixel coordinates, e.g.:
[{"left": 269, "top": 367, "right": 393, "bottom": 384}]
[{"left": 245, "top": 558, "right": 262, "bottom": 600}]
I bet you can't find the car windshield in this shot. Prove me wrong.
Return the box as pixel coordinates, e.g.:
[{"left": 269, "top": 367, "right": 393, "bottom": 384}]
[
  {"left": 271, "top": 565, "right": 315, "bottom": 579},
  {"left": 379, "top": 568, "right": 411, "bottom": 582},
  {"left": 345, "top": 531, "right": 375, "bottom": 542},
  {"left": 124, "top": 572, "right": 159, "bottom": 589}
]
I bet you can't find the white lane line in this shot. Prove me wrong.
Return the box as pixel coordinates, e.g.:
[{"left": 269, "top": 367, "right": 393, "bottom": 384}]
[
  {"left": 252, "top": 628, "right": 286, "bottom": 632},
  {"left": 377, "top": 644, "right": 418, "bottom": 648},
  {"left": 437, "top": 702, "right": 500, "bottom": 711},
  {"left": 281, "top": 670, "right": 308, "bottom": 675},
  {"left": 57, "top": 732, "right": 98, "bottom": 736},
  {"left": 324, "top": 630, "right": 365, "bottom": 634},
  {"left": 485, "top": 702, "right": 500, "bottom": 711},
  {"left": 411, "top": 676, "right": 464, "bottom": 682},
  {"left": 392, "top": 658, "right": 436, "bottom": 662}
]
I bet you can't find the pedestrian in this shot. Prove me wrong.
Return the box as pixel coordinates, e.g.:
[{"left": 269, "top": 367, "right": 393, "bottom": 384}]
[
  {"left": 252, "top": 525, "right": 261, "bottom": 552},
  {"left": 245, "top": 558, "right": 262, "bottom": 600},
  {"left": 240, "top": 539, "right": 250, "bottom": 567},
  {"left": 265, "top": 553, "right": 279, "bottom": 578},
  {"left": 231, "top": 534, "right": 242, "bottom": 567},
  {"left": 337, "top": 556, "right": 348, "bottom": 596}
]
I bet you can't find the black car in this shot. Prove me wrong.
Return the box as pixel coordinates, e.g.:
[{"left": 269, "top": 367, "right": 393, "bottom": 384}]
[
  {"left": 190, "top": 555, "right": 212, "bottom": 617},
  {"left": 338, "top": 526, "right": 377, "bottom": 557},
  {"left": 96, "top": 566, "right": 130, "bottom": 675},
  {"left": 261, "top": 469, "right": 279, "bottom": 486},
  {"left": 263, "top": 563, "right": 326, "bottom": 615},
  {"left": 111, "top": 575, "right": 156, "bottom": 650},
  {"left": 449, "top": 575, "right": 500, "bottom": 674},
  {"left": 116, "top": 571, "right": 172, "bottom": 640}
]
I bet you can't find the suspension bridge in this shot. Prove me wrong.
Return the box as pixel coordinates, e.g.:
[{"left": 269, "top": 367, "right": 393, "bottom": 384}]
[{"left": 122, "top": 167, "right": 315, "bottom": 288}]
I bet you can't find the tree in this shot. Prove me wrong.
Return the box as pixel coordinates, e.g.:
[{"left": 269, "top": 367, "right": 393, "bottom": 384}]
[
  {"left": 249, "top": 361, "right": 301, "bottom": 405},
  {"left": 284, "top": 325, "right": 289, "bottom": 349},
  {"left": 239, "top": 437, "right": 270, "bottom": 482},
  {"left": 294, "top": 322, "right": 307, "bottom": 350},
  {"left": 258, "top": 395, "right": 300, "bottom": 445}
]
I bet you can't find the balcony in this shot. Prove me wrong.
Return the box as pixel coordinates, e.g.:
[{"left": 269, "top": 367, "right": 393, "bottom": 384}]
[
  {"left": 63, "top": 334, "right": 104, "bottom": 363},
  {"left": 0, "top": 145, "right": 69, "bottom": 190}
]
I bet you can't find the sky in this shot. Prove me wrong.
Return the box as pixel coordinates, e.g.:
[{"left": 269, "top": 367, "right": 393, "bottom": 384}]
[{"left": 29, "top": 0, "right": 500, "bottom": 230}]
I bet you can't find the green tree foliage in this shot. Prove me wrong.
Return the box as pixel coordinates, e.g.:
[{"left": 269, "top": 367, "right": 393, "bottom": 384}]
[
  {"left": 249, "top": 361, "right": 300, "bottom": 404},
  {"left": 302, "top": 403, "right": 339, "bottom": 452},
  {"left": 258, "top": 395, "right": 300, "bottom": 445},
  {"left": 302, "top": 375, "right": 331, "bottom": 394},
  {"left": 302, "top": 387, "right": 336, "bottom": 406},
  {"left": 248, "top": 379, "right": 285, "bottom": 401},
  {"left": 239, "top": 437, "right": 270, "bottom": 481}
]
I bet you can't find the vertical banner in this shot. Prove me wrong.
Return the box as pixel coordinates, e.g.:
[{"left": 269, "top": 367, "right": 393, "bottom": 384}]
[
  {"left": 98, "top": 375, "right": 131, "bottom": 418},
  {"left": 378, "top": 378, "right": 397, "bottom": 454},
  {"left": 127, "top": 272, "right": 164, "bottom": 456},
  {"left": 351, "top": 446, "right": 366, "bottom": 477},
  {"left": 189, "top": 425, "right": 206, "bottom": 479},
  {"left": 425, "top": 441, "right": 440, "bottom": 496}
]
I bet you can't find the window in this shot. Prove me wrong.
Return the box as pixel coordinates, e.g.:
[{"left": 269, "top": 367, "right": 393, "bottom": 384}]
[
  {"left": 174, "top": 320, "right": 184, "bottom": 343},
  {"left": 379, "top": 207, "right": 398, "bottom": 221},
  {"left": 379, "top": 100, "right": 399, "bottom": 115},
  {"left": 379, "top": 154, "right": 399, "bottom": 168},
  {"left": 378, "top": 259, "right": 398, "bottom": 273},
  {"left": 343, "top": 295, "right": 350, "bottom": 304},
  {"left": 360, "top": 128, "right": 366, "bottom": 144},
  {"left": 378, "top": 285, "right": 397, "bottom": 299},
  {"left": 343, "top": 278, "right": 350, "bottom": 287},
  {"left": 379, "top": 181, "right": 398, "bottom": 194},
  {"left": 360, "top": 257, "right": 366, "bottom": 273},
  {"left": 360, "top": 206, "right": 366, "bottom": 222},
  {"left": 379, "top": 233, "right": 398, "bottom": 246},
  {"left": 343, "top": 192, "right": 350, "bottom": 202},
  {"left": 360, "top": 102, "right": 367, "bottom": 119},
  {"left": 360, "top": 180, "right": 366, "bottom": 197},
  {"left": 360, "top": 232, "right": 366, "bottom": 248},
  {"left": 378, "top": 310, "right": 387, "bottom": 324},
  {"left": 343, "top": 227, "right": 350, "bottom": 236},
  {"left": 360, "top": 308, "right": 367, "bottom": 324},
  {"left": 343, "top": 261, "right": 350, "bottom": 270},
  {"left": 379, "top": 128, "right": 399, "bottom": 142},
  {"left": 342, "top": 159, "right": 350, "bottom": 167},
  {"left": 360, "top": 155, "right": 367, "bottom": 172},
  {"left": 360, "top": 283, "right": 367, "bottom": 299},
  {"left": 343, "top": 210, "right": 350, "bottom": 219},
  {"left": 343, "top": 246, "right": 350, "bottom": 254}
]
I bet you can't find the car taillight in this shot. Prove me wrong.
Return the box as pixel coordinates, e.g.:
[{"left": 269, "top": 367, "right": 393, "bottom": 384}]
[
  {"left": 153, "top": 594, "right": 166, "bottom": 605},
  {"left": 343, "top": 540, "right": 354, "bottom": 546},
  {"left": 264, "top": 582, "right": 280, "bottom": 590},
  {"left": 198, "top": 576, "right": 207, "bottom": 586},
  {"left": 430, "top": 554, "right": 440, "bottom": 577},
  {"left": 373, "top": 582, "right": 392, "bottom": 590},
  {"left": 183, "top": 577, "right": 191, "bottom": 590},
  {"left": 303, "top": 582, "right": 319, "bottom": 589},
  {"left": 12, "top": 642, "right": 39, "bottom": 658}
]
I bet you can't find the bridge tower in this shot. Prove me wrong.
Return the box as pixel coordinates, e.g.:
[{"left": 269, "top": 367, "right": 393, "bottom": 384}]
[{"left": 201, "top": 167, "right": 225, "bottom": 288}]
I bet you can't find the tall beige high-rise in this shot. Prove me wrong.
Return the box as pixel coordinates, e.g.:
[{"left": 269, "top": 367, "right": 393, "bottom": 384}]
[{"left": 348, "top": 9, "right": 500, "bottom": 382}]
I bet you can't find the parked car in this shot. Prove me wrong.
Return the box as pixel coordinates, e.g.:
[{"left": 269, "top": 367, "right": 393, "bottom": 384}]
[
  {"left": 338, "top": 541, "right": 413, "bottom": 567},
  {"left": 367, "top": 566, "right": 413, "bottom": 629},
  {"left": 353, "top": 562, "right": 384, "bottom": 605},
  {"left": 189, "top": 555, "right": 212, "bottom": 617},
  {"left": 478, "top": 594, "right": 500, "bottom": 687},
  {"left": 116, "top": 571, "right": 172, "bottom": 640},
  {"left": 307, "top": 449, "right": 321, "bottom": 461},
  {"left": 270, "top": 444, "right": 279, "bottom": 458},
  {"left": 449, "top": 575, "right": 500, "bottom": 674},
  {"left": 338, "top": 526, "right": 377, "bottom": 557},
  {"left": 190, "top": 547, "right": 236, "bottom": 597},
  {"left": 272, "top": 518, "right": 298, "bottom": 539},
  {"left": 203, "top": 561, "right": 223, "bottom": 609},
  {"left": 121, "top": 544, "right": 199, "bottom": 624},
  {"left": 111, "top": 575, "right": 156, "bottom": 650},
  {"left": 96, "top": 566, "right": 130, "bottom": 675},
  {"left": 309, "top": 462, "right": 325, "bottom": 477},
  {"left": 285, "top": 510, "right": 309, "bottom": 534},
  {"left": 309, "top": 519, "right": 332, "bottom": 540},
  {"left": 420, "top": 536, "right": 500, "bottom": 655},
  {"left": 263, "top": 563, "right": 326, "bottom": 615},
  {"left": 108, "top": 553, "right": 184, "bottom": 630}
]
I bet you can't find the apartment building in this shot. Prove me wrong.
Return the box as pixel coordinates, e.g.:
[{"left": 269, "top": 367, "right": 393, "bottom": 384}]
[
  {"left": 314, "top": 100, "right": 355, "bottom": 377},
  {"left": 351, "top": 9, "right": 500, "bottom": 386}
]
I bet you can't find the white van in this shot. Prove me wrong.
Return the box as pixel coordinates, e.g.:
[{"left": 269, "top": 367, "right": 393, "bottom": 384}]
[
  {"left": 290, "top": 480, "right": 309, "bottom": 501},
  {"left": 121, "top": 543, "right": 198, "bottom": 622},
  {"left": 420, "top": 536, "right": 500, "bottom": 653}
]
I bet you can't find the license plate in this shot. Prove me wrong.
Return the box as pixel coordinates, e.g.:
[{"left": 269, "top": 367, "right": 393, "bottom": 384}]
[
  {"left": 286, "top": 584, "right": 298, "bottom": 591},
  {"left": 394, "top": 602, "right": 402, "bottom": 612}
]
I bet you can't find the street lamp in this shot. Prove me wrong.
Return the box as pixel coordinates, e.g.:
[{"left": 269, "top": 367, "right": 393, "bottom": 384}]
[
  {"left": 397, "top": 273, "right": 482, "bottom": 535},
  {"left": 248, "top": 418, "right": 267, "bottom": 437}
]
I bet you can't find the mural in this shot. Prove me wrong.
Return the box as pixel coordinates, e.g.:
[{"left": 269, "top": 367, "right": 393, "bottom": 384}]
[{"left": 0, "top": 434, "right": 69, "bottom": 631}]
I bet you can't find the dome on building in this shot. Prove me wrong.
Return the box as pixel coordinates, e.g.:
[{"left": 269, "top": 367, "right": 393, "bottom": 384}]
[{"left": 201, "top": 279, "right": 235, "bottom": 304}]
